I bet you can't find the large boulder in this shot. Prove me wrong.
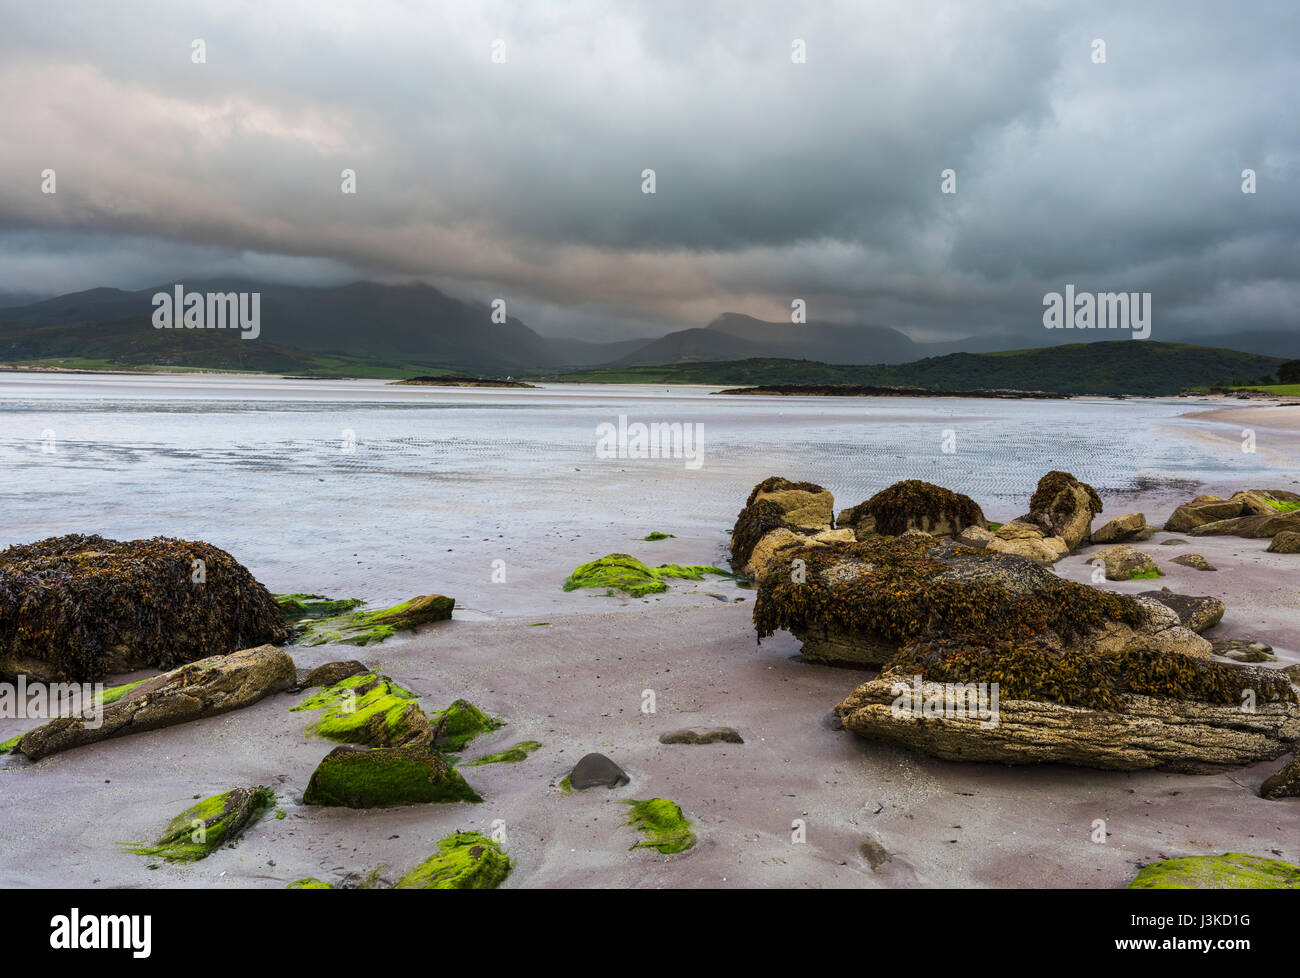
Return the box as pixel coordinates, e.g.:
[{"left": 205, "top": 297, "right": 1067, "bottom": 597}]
[
  {"left": 1166, "top": 489, "right": 1300, "bottom": 536},
  {"left": 987, "top": 471, "right": 1102, "bottom": 562},
  {"left": 1267, "top": 531, "right": 1300, "bottom": 554},
  {"left": 1138, "top": 588, "right": 1225, "bottom": 634},
  {"left": 835, "top": 653, "right": 1299, "bottom": 771},
  {"left": 753, "top": 537, "right": 1209, "bottom": 667},
  {"left": 1260, "top": 754, "right": 1300, "bottom": 799},
  {"left": 1189, "top": 511, "right": 1300, "bottom": 538},
  {"left": 0, "top": 534, "right": 289, "bottom": 683},
  {"left": 836, "top": 480, "right": 985, "bottom": 540},
  {"left": 1090, "top": 513, "right": 1146, "bottom": 544},
  {"left": 14, "top": 644, "right": 296, "bottom": 760},
  {"left": 729, "top": 477, "right": 836, "bottom": 575}
]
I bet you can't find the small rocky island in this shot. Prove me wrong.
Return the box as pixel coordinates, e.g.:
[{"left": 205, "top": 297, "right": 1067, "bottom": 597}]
[{"left": 391, "top": 374, "right": 537, "bottom": 388}]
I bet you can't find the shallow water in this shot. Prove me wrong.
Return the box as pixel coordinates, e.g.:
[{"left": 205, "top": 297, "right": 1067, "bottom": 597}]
[{"left": 1, "top": 372, "right": 1295, "bottom": 617}]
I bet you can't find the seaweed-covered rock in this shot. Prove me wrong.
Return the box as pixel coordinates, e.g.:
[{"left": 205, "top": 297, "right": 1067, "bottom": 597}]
[
  {"left": 1138, "top": 588, "right": 1225, "bottom": 634},
  {"left": 128, "top": 786, "right": 275, "bottom": 862},
  {"left": 302, "top": 745, "right": 481, "bottom": 807},
  {"left": 287, "top": 877, "right": 334, "bottom": 889},
  {"left": 835, "top": 656, "right": 1299, "bottom": 770},
  {"left": 743, "top": 527, "right": 855, "bottom": 581},
  {"left": 563, "top": 554, "right": 730, "bottom": 597},
  {"left": 290, "top": 671, "right": 432, "bottom": 748},
  {"left": 1090, "top": 513, "right": 1146, "bottom": 544},
  {"left": 1090, "top": 545, "right": 1161, "bottom": 581},
  {"left": 754, "top": 537, "right": 1207, "bottom": 667},
  {"left": 15, "top": 644, "right": 296, "bottom": 761},
  {"left": 1260, "top": 753, "right": 1300, "bottom": 799},
  {"left": 464, "top": 740, "right": 540, "bottom": 766},
  {"left": 837, "top": 480, "right": 985, "bottom": 540},
  {"left": 294, "top": 594, "right": 454, "bottom": 646},
  {"left": 0, "top": 534, "right": 289, "bottom": 683},
  {"left": 988, "top": 471, "right": 1102, "bottom": 562},
  {"left": 1267, "top": 531, "right": 1300, "bottom": 553},
  {"left": 729, "top": 477, "right": 835, "bottom": 572},
  {"left": 568, "top": 752, "right": 629, "bottom": 789},
  {"left": 1128, "top": 853, "right": 1300, "bottom": 889},
  {"left": 659, "top": 727, "right": 744, "bottom": 745},
  {"left": 395, "top": 832, "right": 510, "bottom": 889},
  {"left": 623, "top": 798, "right": 696, "bottom": 854}
]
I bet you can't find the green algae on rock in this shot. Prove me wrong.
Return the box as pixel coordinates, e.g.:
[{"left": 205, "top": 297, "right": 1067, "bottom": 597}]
[
  {"left": 0, "top": 534, "right": 290, "bottom": 683},
  {"left": 642, "top": 531, "right": 675, "bottom": 541},
  {"left": 290, "top": 671, "right": 432, "bottom": 748},
  {"left": 287, "top": 877, "right": 334, "bottom": 889},
  {"left": 128, "top": 786, "right": 275, "bottom": 862},
  {"left": 465, "top": 740, "right": 541, "bottom": 766},
  {"left": 563, "top": 553, "right": 731, "bottom": 597},
  {"left": 1129, "top": 853, "right": 1300, "bottom": 889},
  {"left": 302, "top": 745, "right": 481, "bottom": 808},
  {"left": 395, "top": 831, "right": 511, "bottom": 889},
  {"left": 274, "top": 593, "right": 364, "bottom": 620},
  {"left": 291, "top": 594, "right": 454, "bottom": 646},
  {"left": 430, "top": 698, "right": 504, "bottom": 752},
  {"left": 623, "top": 798, "right": 696, "bottom": 854}
]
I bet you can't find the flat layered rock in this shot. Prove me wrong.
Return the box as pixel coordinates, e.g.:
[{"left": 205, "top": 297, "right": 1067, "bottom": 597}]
[
  {"left": 835, "top": 664, "right": 1299, "bottom": 771},
  {"left": 1138, "top": 588, "right": 1225, "bottom": 633},
  {"left": 15, "top": 644, "right": 296, "bottom": 761}
]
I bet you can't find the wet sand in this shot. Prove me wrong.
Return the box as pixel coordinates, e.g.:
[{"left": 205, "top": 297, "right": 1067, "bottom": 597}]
[{"left": 0, "top": 393, "right": 1297, "bottom": 889}]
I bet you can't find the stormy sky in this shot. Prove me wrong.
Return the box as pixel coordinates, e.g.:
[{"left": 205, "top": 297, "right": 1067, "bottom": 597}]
[{"left": 0, "top": 0, "right": 1296, "bottom": 343}]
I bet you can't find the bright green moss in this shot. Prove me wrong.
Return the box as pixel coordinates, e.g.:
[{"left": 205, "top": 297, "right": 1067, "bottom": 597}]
[
  {"left": 274, "top": 593, "right": 364, "bottom": 620},
  {"left": 290, "top": 594, "right": 454, "bottom": 647},
  {"left": 287, "top": 877, "right": 333, "bottom": 889},
  {"left": 1123, "top": 564, "right": 1164, "bottom": 580},
  {"left": 290, "top": 672, "right": 429, "bottom": 747},
  {"left": 465, "top": 740, "right": 541, "bottom": 766},
  {"left": 1129, "top": 853, "right": 1300, "bottom": 889},
  {"left": 642, "top": 531, "right": 675, "bottom": 541},
  {"left": 430, "top": 699, "right": 503, "bottom": 752},
  {"left": 563, "top": 553, "right": 732, "bottom": 597},
  {"left": 556, "top": 775, "right": 573, "bottom": 794},
  {"left": 623, "top": 798, "right": 696, "bottom": 854},
  {"left": 0, "top": 732, "right": 22, "bottom": 754},
  {"left": 127, "top": 787, "right": 275, "bottom": 862},
  {"left": 395, "top": 832, "right": 510, "bottom": 889},
  {"left": 302, "top": 746, "right": 482, "bottom": 808}
]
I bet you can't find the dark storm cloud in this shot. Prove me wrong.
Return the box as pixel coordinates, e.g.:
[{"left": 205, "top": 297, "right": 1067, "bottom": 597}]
[{"left": 0, "top": 0, "right": 1296, "bottom": 341}]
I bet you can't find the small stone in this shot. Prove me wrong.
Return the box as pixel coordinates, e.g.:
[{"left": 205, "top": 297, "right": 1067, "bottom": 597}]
[
  {"left": 1160, "top": 538, "right": 1190, "bottom": 546},
  {"left": 1171, "top": 553, "right": 1217, "bottom": 571},
  {"left": 1260, "top": 755, "right": 1300, "bottom": 800},
  {"left": 568, "top": 752, "right": 629, "bottom": 790},
  {"left": 1266, "top": 531, "right": 1300, "bottom": 554},
  {"left": 659, "top": 727, "right": 744, "bottom": 745},
  {"left": 859, "top": 837, "right": 892, "bottom": 871}
]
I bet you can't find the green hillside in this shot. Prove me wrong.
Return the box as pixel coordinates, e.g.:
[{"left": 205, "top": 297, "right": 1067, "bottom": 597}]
[{"left": 539, "top": 341, "right": 1284, "bottom": 396}]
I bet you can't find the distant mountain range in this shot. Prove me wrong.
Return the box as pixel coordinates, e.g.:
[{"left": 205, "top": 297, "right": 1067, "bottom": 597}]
[{"left": 0, "top": 280, "right": 1295, "bottom": 386}]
